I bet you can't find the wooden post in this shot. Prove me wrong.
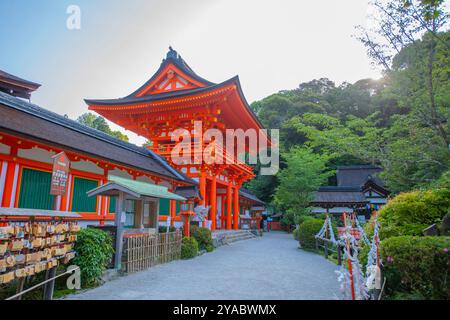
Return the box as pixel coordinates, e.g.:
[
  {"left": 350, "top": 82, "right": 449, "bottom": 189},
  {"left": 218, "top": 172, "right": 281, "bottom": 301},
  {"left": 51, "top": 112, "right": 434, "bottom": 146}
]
[
  {"left": 210, "top": 175, "right": 217, "bottom": 231},
  {"left": 226, "top": 184, "right": 232, "bottom": 230},
  {"left": 324, "top": 241, "right": 328, "bottom": 259},
  {"left": 344, "top": 212, "right": 356, "bottom": 300},
  {"left": 169, "top": 200, "right": 176, "bottom": 227},
  {"left": 14, "top": 278, "right": 26, "bottom": 300},
  {"left": 337, "top": 244, "right": 342, "bottom": 265},
  {"left": 114, "top": 192, "right": 125, "bottom": 270},
  {"left": 199, "top": 171, "right": 206, "bottom": 206},
  {"left": 43, "top": 267, "right": 57, "bottom": 300},
  {"left": 43, "top": 200, "right": 60, "bottom": 300},
  {"left": 233, "top": 186, "right": 239, "bottom": 230}
]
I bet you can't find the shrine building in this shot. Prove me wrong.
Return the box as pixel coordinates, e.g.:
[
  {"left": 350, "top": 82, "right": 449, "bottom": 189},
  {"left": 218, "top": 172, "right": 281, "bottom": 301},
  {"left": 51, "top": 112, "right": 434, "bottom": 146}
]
[
  {"left": 86, "top": 48, "right": 268, "bottom": 230},
  {"left": 0, "top": 70, "right": 194, "bottom": 227}
]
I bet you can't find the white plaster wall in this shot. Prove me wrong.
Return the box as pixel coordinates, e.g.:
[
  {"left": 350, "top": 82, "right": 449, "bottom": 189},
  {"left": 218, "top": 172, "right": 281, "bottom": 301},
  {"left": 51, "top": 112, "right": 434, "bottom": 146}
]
[
  {"left": 109, "top": 169, "right": 133, "bottom": 179},
  {"left": 71, "top": 160, "right": 104, "bottom": 175},
  {"left": 18, "top": 147, "right": 55, "bottom": 164},
  {"left": 0, "top": 143, "right": 10, "bottom": 155}
]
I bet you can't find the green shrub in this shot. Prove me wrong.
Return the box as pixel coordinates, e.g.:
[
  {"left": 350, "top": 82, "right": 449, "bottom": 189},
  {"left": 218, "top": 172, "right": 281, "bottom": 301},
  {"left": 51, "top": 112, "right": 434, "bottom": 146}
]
[
  {"left": 72, "top": 228, "right": 114, "bottom": 287},
  {"left": 377, "top": 188, "right": 450, "bottom": 239},
  {"left": 181, "top": 236, "right": 198, "bottom": 259},
  {"left": 296, "top": 215, "right": 315, "bottom": 226},
  {"left": 190, "top": 225, "right": 214, "bottom": 251},
  {"left": 298, "top": 219, "right": 324, "bottom": 250},
  {"left": 380, "top": 236, "right": 450, "bottom": 300}
]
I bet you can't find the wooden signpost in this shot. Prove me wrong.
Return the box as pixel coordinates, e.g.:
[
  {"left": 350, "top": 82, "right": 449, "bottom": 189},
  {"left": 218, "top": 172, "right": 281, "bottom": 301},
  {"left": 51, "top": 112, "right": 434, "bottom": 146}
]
[
  {"left": 50, "top": 152, "right": 70, "bottom": 197},
  {"left": 45, "top": 151, "right": 70, "bottom": 299}
]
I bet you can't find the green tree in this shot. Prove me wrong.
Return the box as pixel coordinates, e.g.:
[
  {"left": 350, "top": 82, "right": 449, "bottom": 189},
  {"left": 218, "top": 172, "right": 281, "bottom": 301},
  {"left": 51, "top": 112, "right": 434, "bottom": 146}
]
[
  {"left": 274, "top": 148, "right": 332, "bottom": 224},
  {"left": 77, "top": 112, "right": 129, "bottom": 142}
]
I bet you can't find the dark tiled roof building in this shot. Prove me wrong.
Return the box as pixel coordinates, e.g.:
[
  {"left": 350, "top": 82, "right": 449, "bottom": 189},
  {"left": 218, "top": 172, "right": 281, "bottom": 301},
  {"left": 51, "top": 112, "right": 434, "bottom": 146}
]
[{"left": 312, "top": 165, "right": 390, "bottom": 216}]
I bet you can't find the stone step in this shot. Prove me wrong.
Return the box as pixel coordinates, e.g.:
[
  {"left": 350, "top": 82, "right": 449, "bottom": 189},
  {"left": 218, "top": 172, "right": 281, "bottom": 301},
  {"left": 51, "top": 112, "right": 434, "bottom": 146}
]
[{"left": 212, "top": 230, "right": 257, "bottom": 247}]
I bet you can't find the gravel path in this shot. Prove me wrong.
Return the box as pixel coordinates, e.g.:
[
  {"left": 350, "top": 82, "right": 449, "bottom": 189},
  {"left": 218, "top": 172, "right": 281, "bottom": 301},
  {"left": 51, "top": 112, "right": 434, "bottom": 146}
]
[{"left": 65, "top": 231, "right": 340, "bottom": 300}]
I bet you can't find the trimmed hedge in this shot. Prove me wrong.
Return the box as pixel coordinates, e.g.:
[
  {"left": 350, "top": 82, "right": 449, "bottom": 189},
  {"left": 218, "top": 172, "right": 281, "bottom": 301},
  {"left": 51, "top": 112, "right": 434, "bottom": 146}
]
[
  {"left": 298, "top": 219, "right": 324, "bottom": 250},
  {"left": 190, "top": 225, "right": 214, "bottom": 252},
  {"left": 181, "top": 236, "right": 199, "bottom": 259},
  {"left": 377, "top": 188, "right": 450, "bottom": 239},
  {"left": 296, "top": 215, "right": 315, "bottom": 226},
  {"left": 72, "top": 228, "right": 114, "bottom": 287},
  {"left": 380, "top": 236, "right": 450, "bottom": 300}
]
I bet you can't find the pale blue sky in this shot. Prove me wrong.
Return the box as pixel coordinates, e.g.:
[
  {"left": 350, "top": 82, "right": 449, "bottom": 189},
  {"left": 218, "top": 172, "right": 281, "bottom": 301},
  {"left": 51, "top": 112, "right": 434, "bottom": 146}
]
[{"left": 1, "top": 0, "right": 381, "bottom": 145}]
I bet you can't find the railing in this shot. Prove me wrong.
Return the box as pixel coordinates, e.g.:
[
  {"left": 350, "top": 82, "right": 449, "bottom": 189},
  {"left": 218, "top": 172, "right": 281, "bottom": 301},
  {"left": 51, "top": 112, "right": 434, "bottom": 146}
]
[
  {"left": 122, "top": 231, "right": 182, "bottom": 273},
  {"left": 315, "top": 237, "right": 343, "bottom": 265},
  {"left": 5, "top": 266, "right": 79, "bottom": 300}
]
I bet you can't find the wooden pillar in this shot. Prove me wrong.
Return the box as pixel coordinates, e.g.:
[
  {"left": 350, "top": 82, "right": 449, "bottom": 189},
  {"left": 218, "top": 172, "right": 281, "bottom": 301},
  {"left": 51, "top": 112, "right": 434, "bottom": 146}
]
[
  {"left": 226, "top": 185, "right": 232, "bottom": 230},
  {"left": 210, "top": 175, "right": 217, "bottom": 231},
  {"left": 99, "top": 179, "right": 107, "bottom": 226},
  {"left": 114, "top": 192, "right": 125, "bottom": 270},
  {"left": 169, "top": 200, "right": 176, "bottom": 227},
  {"left": 199, "top": 171, "right": 207, "bottom": 206},
  {"left": 221, "top": 195, "right": 226, "bottom": 229},
  {"left": 0, "top": 160, "right": 7, "bottom": 206},
  {"left": 233, "top": 186, "right": 239, "bottom": 230},
  {"left": 1, "top": 161, "right": 19, "bottom": 208}
]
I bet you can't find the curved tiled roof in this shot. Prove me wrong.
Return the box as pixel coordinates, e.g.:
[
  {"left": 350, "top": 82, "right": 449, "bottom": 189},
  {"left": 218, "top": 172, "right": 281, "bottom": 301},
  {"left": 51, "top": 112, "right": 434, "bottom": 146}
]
[
  {"left": 0, "top": 70, "right": 41, "bottom": 89},
  {"left": 312, "top": 186, "right": 368, "bottom": 207},
  {"left": 337, "top": 165, "right": 384, "bottom": 187},
  {"left": 85, "top": 77, "right": 233, "bottom": 106},
  {"left": 0, "top": 91, "right": 194, "bottom": 184},
  {"left": 239, "top": 188, "right": 265, "bottom": 205},
  {"left": 127, "top": 47, "right": 215, "bottom": 97}
]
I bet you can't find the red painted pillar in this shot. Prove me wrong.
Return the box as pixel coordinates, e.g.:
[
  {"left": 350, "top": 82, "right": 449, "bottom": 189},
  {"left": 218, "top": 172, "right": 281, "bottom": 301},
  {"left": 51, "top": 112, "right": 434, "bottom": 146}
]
[
  {"left": 1, "top": 161, "right": 20, "bottom": 208},
  {"left": 183, "top": 214, "right": 190, "bottom": 237},
  {"left": 199, "top": 171, "right": 206, "bottom": 206},
  {"left": 221, "top": 195, "right": 226, "bottom": 229},
  {"left": 233, "top": 186, "right": 239, "bottom": 230},
  {"left": 0, "top": 160, "right": 8, "bottom": 207},
  {"left": 170, "top": 200, "right": 176, "bottom": 227},
  {"left": 210, "top": 175, "right": 217, "bottom": 231},
  {"left": 226, "top": 185, "right": 232, "bottom": 230}
]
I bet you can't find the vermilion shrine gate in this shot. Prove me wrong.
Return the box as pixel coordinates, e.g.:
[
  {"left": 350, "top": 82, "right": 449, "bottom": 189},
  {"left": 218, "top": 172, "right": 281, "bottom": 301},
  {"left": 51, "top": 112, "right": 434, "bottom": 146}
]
[{"left": 86, "top": 48, "right": 268, "bottom": 231}]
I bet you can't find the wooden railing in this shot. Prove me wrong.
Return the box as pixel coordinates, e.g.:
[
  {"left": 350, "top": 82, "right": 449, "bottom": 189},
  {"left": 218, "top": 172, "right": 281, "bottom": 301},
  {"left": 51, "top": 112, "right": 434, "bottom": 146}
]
[
  {"left": 315, "top": 237, "right": 343, "bottom": 265},
  {"left": 122, "top": 231, "right": 182, "bottom": 273}
]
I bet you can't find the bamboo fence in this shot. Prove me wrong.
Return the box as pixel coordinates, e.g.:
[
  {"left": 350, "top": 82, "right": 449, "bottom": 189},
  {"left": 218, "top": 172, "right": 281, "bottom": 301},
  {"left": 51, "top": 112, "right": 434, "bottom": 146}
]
[{"left": 122, "top": 231, "right": 182, "bottom": 273}]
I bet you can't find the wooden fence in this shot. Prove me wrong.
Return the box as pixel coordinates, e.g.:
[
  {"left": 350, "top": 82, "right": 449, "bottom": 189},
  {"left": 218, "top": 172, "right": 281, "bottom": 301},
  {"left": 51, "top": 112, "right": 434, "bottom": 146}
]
[
  {"left": 315, "top": 237, "right": 343, "bottom": 265},
  {"left": 122, "top": 231, "right": 182, "bottom": 273}
]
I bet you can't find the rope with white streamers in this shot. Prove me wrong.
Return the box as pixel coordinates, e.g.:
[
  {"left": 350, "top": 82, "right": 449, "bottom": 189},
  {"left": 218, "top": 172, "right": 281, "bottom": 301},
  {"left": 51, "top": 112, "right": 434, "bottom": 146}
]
[
  {"left": 336, "top": 225, "right": 369, "bottom": 300},
  {"left": 367, "top": 220, "right": 380, "bottom": 269},
  {"left": 315, "top": 216, "right": 337, "bottom": 244},
  {"left": 354, "top": 216, "right": 370, "bottom": 246}
]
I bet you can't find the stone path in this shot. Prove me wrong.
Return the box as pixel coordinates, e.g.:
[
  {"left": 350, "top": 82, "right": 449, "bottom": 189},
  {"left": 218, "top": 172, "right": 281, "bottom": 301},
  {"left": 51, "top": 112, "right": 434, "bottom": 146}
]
[{"left": 65, "top": 231, "right": 340, "bottom": 300}]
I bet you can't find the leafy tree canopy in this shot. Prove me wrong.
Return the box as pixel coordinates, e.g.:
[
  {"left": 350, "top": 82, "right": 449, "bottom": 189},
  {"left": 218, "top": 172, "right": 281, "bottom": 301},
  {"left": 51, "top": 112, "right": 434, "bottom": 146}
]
[{"left": 77, "top": 113, "right": 129, "bottom": 142}]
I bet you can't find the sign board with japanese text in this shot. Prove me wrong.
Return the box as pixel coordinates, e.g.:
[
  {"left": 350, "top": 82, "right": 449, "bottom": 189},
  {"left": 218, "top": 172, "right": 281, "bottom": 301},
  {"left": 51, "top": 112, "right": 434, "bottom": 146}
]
[{"left": 50, "top": 152, "right": 70, "bottom": 196}]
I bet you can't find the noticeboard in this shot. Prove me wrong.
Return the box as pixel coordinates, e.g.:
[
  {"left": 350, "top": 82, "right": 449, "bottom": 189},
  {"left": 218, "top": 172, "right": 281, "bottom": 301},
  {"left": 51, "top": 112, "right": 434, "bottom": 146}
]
[{"left": 50, "top": 152, "right": 70, "bottom": 196}]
